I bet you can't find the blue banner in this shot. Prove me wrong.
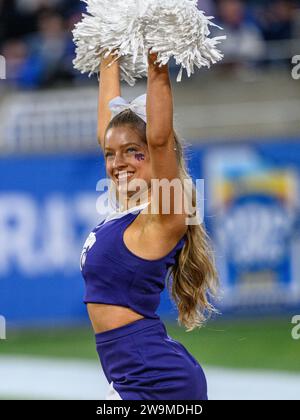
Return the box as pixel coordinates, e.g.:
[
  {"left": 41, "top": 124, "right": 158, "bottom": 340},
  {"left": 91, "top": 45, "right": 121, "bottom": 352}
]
[{"left": 1, "top": 140, "right": 300, "bottom": 327}]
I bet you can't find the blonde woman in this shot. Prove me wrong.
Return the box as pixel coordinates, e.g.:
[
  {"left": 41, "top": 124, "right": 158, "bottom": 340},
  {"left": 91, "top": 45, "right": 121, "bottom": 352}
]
[{"left": 80, "top": 51, "right": 219, "bottom": 400}]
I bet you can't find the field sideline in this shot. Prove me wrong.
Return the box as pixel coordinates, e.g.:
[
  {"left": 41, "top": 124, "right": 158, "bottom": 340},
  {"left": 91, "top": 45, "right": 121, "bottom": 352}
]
[
  {"left": 1, "top": 355, "right": 300, "bottom": 400},
  {"left": 1, "top": 316, "right": 299, "bottom": 372}
]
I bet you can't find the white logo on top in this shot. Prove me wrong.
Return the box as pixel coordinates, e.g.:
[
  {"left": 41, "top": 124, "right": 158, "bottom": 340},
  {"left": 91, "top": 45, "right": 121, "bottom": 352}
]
[{"left": 80, "top": 232, "right": 96, "bottom": 271}]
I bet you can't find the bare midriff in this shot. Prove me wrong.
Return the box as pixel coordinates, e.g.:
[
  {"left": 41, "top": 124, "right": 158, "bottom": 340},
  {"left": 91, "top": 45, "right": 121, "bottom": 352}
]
[{"left": 87, "top": 303, "right": 145, "bottom": 334}]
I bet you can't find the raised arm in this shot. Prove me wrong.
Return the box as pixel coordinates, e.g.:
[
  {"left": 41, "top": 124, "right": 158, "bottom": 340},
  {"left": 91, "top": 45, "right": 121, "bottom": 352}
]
[
  {"left": 146, "top": 52, "right": 174, "bottom": 146},
  {"left": 146, "top": 52, "right": 187, "bottom": 233},
  {"left": 97, "top": 54, "right": 121, "bottom": 151}
]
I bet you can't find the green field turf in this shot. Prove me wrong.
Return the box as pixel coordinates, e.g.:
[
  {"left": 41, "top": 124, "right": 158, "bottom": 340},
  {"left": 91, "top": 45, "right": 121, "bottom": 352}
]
[{"left": 1, "top": 316, "right": 299, "bottom": 372}]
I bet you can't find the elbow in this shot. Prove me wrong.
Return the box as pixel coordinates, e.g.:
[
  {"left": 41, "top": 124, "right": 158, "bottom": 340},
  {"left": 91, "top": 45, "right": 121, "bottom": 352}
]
[
  {"left": 147, "top": 131, "right": 174, "bottom": 148},
  {"left": 147, "top": 138, "right": 169, "bottom": 148}
]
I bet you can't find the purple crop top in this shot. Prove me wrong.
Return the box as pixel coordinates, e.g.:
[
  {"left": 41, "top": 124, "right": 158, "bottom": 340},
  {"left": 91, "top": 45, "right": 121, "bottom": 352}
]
[{"left": 80, "top": 206, "right": 187, "bottom": 320}]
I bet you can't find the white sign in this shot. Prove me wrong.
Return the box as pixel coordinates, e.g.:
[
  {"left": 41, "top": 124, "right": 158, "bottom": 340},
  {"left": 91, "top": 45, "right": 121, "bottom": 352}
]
[
  {"left": 0, "top": 55, "right": 6, "bottom": 80},
  {"left": 292, "top": 55, "right": 300, "bottom": 80},
  {"left": 0, "top": 315, "right": 6, "bottom": 340}
]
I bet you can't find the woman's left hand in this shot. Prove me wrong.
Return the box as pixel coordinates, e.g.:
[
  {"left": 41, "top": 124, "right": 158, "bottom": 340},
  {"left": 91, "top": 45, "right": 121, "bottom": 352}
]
[{"left": 148, "top": 50, "right": 159, "bottom": 66}]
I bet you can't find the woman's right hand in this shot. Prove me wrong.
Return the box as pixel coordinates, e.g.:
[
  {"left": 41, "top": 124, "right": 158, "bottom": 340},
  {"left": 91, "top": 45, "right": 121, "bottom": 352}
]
[{"left": 101, "top": 50, "right": 119, "bottom": 69}]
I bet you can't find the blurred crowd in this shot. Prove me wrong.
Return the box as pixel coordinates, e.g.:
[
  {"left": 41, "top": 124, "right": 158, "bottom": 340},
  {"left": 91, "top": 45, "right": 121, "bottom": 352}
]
[{"left": 0, "top": 0, "right": 299, "bottom": 89}]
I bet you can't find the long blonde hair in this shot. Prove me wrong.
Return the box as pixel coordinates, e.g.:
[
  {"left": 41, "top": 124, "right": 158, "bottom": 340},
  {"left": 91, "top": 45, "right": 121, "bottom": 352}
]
[{"left": 105, "top": 110, "right": 220, "bottom": 332}]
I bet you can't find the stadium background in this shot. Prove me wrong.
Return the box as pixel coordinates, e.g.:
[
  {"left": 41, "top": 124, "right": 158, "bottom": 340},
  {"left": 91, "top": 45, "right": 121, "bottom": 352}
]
[{"left": 0, "top": 0, "right": 300, "bottom": 399}]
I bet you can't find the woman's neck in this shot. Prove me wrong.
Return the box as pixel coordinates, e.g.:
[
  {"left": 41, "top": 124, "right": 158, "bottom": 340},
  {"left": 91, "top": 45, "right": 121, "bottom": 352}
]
[{"left": 117, "top": 190, "right": 151, "bottom": 212}]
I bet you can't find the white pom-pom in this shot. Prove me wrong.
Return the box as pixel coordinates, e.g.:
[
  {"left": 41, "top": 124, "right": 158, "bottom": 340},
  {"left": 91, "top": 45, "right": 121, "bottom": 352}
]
[
  {"left": 72, "top": 0, "right": 225, "bottom": 85},
  {"left": 144, "top": 0, "right": 226, "bottom": 82},
  {"left": 72, "top": 0, "right": 149, "bottom": 86}
]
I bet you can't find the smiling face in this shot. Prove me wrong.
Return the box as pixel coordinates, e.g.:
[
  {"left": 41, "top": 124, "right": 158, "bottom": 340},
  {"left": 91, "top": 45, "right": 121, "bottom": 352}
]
[{"left": 104, "top": 125, "right": 152, "bottom": 199}]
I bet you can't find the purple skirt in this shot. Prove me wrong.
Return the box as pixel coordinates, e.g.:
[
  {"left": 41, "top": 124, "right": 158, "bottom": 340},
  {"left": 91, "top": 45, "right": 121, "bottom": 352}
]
[{"left": 94, "top": 317, "right": 208, "bottom": 400}]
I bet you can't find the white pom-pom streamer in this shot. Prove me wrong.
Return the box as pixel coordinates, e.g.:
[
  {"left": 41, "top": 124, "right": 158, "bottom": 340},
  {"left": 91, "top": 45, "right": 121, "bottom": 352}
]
[
  {"left": 144, "top": 0, "right": 226, "bottom": 82},
  {"left": 72, "top": 0, "right": 149, "bottom": 86},
  {"left": 72, "top": 0, "right": 226, "bottom": 85}
]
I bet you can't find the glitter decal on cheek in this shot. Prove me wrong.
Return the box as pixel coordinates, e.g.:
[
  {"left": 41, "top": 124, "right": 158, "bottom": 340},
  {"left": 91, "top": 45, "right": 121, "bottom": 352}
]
[{"left": 135, "top": 153, "right": 145, "bottom": 161}]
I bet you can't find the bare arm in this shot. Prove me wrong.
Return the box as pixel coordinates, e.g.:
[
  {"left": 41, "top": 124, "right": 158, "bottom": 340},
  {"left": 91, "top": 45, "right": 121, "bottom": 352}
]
[
  {"left": 146, "top": 52, "right": 174, "bottom": 146},
  {"left": 146, "top": 53, "right": 186, "bottom": 233},
  {"left": 97, "top": 54, "right": 121, "bottom": 151}
]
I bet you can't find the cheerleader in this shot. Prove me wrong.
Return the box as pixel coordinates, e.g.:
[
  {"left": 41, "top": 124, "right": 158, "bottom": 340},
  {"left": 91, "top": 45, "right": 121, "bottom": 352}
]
[{"left": 79, "top": 50, "right": 219, "bottom": 400}]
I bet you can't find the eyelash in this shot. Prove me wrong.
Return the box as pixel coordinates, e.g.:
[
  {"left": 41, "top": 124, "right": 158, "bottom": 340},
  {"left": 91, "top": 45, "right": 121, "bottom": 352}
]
[{"left": 105, "top": 147, "right": 137, "bottom": 158}]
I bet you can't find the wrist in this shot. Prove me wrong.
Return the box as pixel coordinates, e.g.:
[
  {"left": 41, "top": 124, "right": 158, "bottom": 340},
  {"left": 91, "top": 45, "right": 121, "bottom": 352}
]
[
  {"left": 101, "top": 51, "right": 119, "bottom": 68},
  {"left": 148, "top": 62, "right": 169, "bottom": 79},
  {"left": 148, "top": 50, "right": 168, "bottom": 70},
  {"left": 148, "top": 50, "right": 158, "bottom": 66}
]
